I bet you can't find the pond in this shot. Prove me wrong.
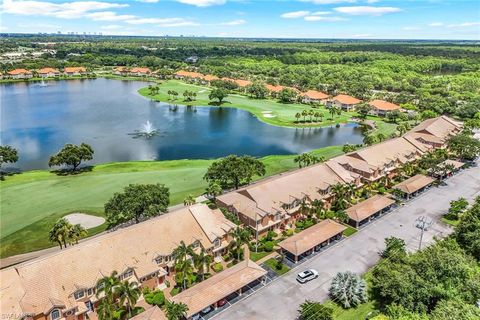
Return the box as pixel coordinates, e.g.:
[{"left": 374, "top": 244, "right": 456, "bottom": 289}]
[{"left": 0, "top": 78, "right": 363, "bottom": 170}]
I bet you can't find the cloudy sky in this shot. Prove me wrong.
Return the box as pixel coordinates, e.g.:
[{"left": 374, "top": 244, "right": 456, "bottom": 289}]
[{"left": 1, "top": 0, "right": 479, "bottom": 39}]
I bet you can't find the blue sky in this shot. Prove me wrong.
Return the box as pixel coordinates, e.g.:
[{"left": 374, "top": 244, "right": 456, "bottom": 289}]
[{"left": 1, "top": 0, "right": 479, "bottom": 39}]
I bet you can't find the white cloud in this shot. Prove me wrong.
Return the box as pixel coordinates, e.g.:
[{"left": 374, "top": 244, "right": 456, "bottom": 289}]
[
  {"left": 311, "top": 11, "right": 332, "bottom": 16},
  {"left": 334, "top": 6, "right": 402, "bottom": 16},
  {"left": 448, "top": 22, "right": 480, "bottom": 28},
  {"left": 281, "top": 11, "right": 311, "bottom": 19},
  {"left": 1, "top": 0, "right": 128, "bottom": 19},
  {"left": 304, "top": 16, "right": 347, "bottom": 22},
  {"left": 177, "top": 0, "right": 226, "bottom": 7},
  {"left": 429, "top": 22, "right": 444, "bottom": 27},
  {"left": 87, "top": 11, "right": 136, "bottom": 21},
  {"left": 221, "top": 19, "right": 246, "bottom": 26}
]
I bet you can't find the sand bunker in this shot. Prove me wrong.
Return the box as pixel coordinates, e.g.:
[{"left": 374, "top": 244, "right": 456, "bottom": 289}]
[{"left": 64, "top": 213, "right": 105, "bottom": 229}]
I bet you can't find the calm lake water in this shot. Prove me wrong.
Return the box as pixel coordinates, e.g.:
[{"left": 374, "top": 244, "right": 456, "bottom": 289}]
[{"left": 0, "top": 78, "right": 363, "bottom": 170}]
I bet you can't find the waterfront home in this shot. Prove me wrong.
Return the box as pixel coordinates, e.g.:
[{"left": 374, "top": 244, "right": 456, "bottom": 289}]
[
  {"left": 199, "top": 74, "right": 219, "bottom": 84},
  {"left": 113, "top": 66, "right": 129, "bottom": 76},
  {"left": 64, "top": 67, "right": 87, "bottom": 76},
  {"left": 404, "top": 115, "right": 463, "bottom": 150},
  {"left": 129, "top": 67, "right": 151, "bottom": 77},
  {"left": 6, "top": 68, "right": 33, "bottom": 79},
  {"left": 302, "top": 90, "right": 330, "bottom": 104},
  {"left": 265, "top": 84, "right": 285, "bottom": 96},
  {"left": 174, "top": 70, "right": 203, "bottom": 80},
  {"left": 38, "top": 67, "right": 60, "bottom": 78},
  {"left": 0, "top": 203, "right": 234, "bottom": 320},
  {"left": 369, "top": 99, "right": 401, "bottom": 116},
  {"left": 328, "top": 94, "right": 362, "bottom": 111}
]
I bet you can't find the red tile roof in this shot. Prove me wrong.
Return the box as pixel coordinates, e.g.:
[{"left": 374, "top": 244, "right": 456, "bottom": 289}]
[
  {"left": 303, "top": 90, "right": 329, "bottom": 100},
  {"left": 7, "top": 69, "right": 32, "bottom": 75},
  {"left": 130, "top": 67, "right": 151, "bottom": 73},
  {"left": 64, "top": 67, "right": 86, "bottom": 73},
  {"left": 38, "top": 68, "right": 59, "bottom": 74},
  {"left": 333, "top": 94, "right": 361, "bottom": 105},
  {"left": 369, "top": 99, "right": 400, "bottom": 111},
  {"left": 265, "top": 84, "right": 285, "bottom": 92},
  {"left": 174, "top": 70, "right": 203, "bottom": 78}
]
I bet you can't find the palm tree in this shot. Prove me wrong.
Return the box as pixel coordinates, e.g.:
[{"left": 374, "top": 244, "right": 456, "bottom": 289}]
[
  {"left": 167, "top": 90, "right": 172, "bottom": 100},
  {"left": 173, "top": 241, "right": 193, "bottom": 266},
  {"left": 175, "top": 259, "right": 194, "bottom": 290},
  {"left": 329, "top": 271, "right": 368, "bottom": 309},
  {"left": 331, "top": 184, "right": 350, "bottom": 211},
  {"left": 193, "top": 248, "right": 213, "bottom": 281},
  {"left": 97, "top": 297, "right": 118, "bottom": 320},
  {"left": 206, "top": 181, "right": 222, "bottom": 200},
  {"left": 314, "top": 112, "right": 321, "bottom": 122},
  {"left": 302, "top": 110, "right": 308, "bottom": 122},
  {"left": 68, "top": 223, "right": 87, "bottom": 245},
  {"left": 165, "top": 301, "right": 189, "bottom": 320},
  {"left": 183, "top": 194, "right": 196, "bottom": 206},
  {"left": 308, "top": 109, "right": 315, "bottom": 122},
  {"left": 295, "top": 112, "right": 301, "bottom": 123},
  {"left": 48, "top": 218, "right": 72, "bottom": 249},
  {"left": 115, "top": 280, "right": 141, "bottom": 319},
  {"left": 96, "top": 270, "right": 120, "bottom": 303},
  {"left": 232, "top": 226, "right": 250, "bottom": 260}
]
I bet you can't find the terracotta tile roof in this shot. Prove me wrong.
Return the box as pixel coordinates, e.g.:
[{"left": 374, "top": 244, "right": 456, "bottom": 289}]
[
  {"left": 170, "top": 259, "right": 266, "bottom": 317},
  {"left": 131, "top": 306, "right": 167, "bottom": 320},
  {"left": 0, "top": 204, "right": 232, "bottom": 317},
  {"left": 234, "top": 79, "right": 252, "bottom": 87},
  {"left": 174, "top": 70, "right": 203, "bottom": 78},
  {"left": 200, "top": 74, "right": 219, "bottom": 81},
  {"left": 346, "top": 195, "right": 396, "bottom": 222},
  {"left": 265, "top": 84, "right": 284, "bottom": 92},
  {"left": 393, "top": 174, "right": 435, "bottom": 194},
  {"left": 369, "top": 100, "right": 400, "bottom": 111},
  {"left": 303, "top": 90, "right": 329, "bottom": 100},
  {"left": 64, "top": 67, "right": 86, "bottom": 73},
  {"left": 278, "top": 219, "right": 346, "bottom": 256},
  {"left": 442, "top": 159, "right": 465, "bottom": 170},
  {"left": 114, "top": 66, "right": 129, "bottom": 72},
  {"left": 332, "top": 94, "right": 361, "bottom": 105},
  {"left": 7, "top": 68, "right": 32, "bottom": 75},
  {"left": 408, "top": 116, "right": 462, "bottom": 141},
  {"left": 38, "top": 67, "right": 60, "bottom": 74},
  {"left": 130, "top": 67, "right": 151, "bottom": 73}
]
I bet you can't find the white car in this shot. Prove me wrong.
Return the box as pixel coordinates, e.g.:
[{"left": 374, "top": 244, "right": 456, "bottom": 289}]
[
  {"left": 296, "top": 269, "right": 319, "bottom": 283},
  {"left": 192, "top": 314, "right": 201, "bottom": 320},
  {"left": 201, "top": 306, "right": 212, "bottom": 314}
]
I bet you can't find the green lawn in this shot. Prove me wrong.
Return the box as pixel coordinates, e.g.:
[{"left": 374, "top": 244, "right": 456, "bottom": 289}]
[
  {"left": 324, "top": 300, "right": 380, "bottom": 320},
  {"left": 343, "top": 225, "right": 358, "bottom": 237},
  {"left": 139, "top": 80, "right": 369, "bottom": 129},
  {"left": 250, "top": 251, "right": 271, "bottom": 262},
  {"left": 0, "top": 146, "right": 343, "bottom": 258},
  {"left": 441, "top": 216, "right": 460, "bottom": 227},
  {"left": 264, "top": 258, "right": 291, "bottom": 275}
]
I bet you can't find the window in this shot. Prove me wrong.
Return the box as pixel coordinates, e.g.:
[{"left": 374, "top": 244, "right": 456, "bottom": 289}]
[
  {"left": 214, "top": 238, "right": 221, "bottom": 247},
  {"left": 87, "top": 288, "right": 94, "bottom": 296},
  {"left": 155, "top": 256, "right": 164, "bottom": 264},
  {"left": 85, "top": 301, "right": 94, "bottom": 312},
  {"left": 192, "top": 240, "right": 200, "bottom": 248},
  {"left": 74, "top": 289, "right": 85, "bottom": 300},
  {"left": 121, "top": 269, "right": 133, "bottom": 279},
  {"left": 51, "top": 309, "right": 61, "bottom": 320}
]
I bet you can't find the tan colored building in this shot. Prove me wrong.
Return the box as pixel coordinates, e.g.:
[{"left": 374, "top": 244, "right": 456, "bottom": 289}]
[
  {"left": 393, "top": 174, "right": 435, "bottom": 199},
  {"left": 328, "top": 94, "right": 362, "bottom": 111},
  {"left": 174, "top": 70, "right": 203, "bottom": 80},
  {"left": 113, "top": 66, "right": 129, "bottom": 76},
  {"left": 369, "top": 99, "right": 401, "bottom": 116},
  {"left": 7, "top": 68, "right": 33, "bottom": 79},
  {"left": 345, "top": 195, "right": 396, "bottom": 228},
  {"left": 302, "top": 90, "right": 329, "bottom": 104},
  {"left": 129, "top": 67, "right": 151, "bottom": 76},
  {"left": 64, "top": 67, "right": 87, "bottom": 76},
  {"left": 404, "top": 116, "right": 463, "bottom": 149},
  {"left": 0, "top": 204, "right": 234, "bottom": 320},
  {"left": 38, "top": 67, "right": 60, "bottom": 78}
]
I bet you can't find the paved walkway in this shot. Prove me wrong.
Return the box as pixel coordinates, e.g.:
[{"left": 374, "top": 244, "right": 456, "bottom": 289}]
[{"left": 214, "top": 162, "right": 480, "bottom": 320}]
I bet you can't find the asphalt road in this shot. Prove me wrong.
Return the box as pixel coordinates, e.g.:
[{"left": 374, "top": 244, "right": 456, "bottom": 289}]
[{"left": 214, "top": 161, "right": 480, "bottom": 320}]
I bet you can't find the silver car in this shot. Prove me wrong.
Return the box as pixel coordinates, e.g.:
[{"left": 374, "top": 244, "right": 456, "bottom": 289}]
[{"left": 296, "top": 269, "right": 319, "bottom": 283}]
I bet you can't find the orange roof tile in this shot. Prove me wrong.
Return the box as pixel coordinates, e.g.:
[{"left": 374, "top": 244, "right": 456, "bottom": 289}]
[
  {"left": 201, "top": 74, "right": 219, "bottom": 81},
  {"left": 7, "top": 69, "right": 31, "bottom": 75},
  {"left": 303, "top": 90, "right": 329, "bottom": 100},
  {"left": 265, "top": 84, "right": 285, "bottom": 92},
  {"left": 369, "top": 99, "right": 400, "bottom": 111},
  {"left": 64, "top": 67, "right": 86, "bottom": 73},
  {"left": 130, "top": 67, "right": 151, "bottom": 73},
  {"left": 38, "top": 67, "right": 59, "bottom": 74},
  {"left": 346, "top": 195, "right": 395, "bottom": 222},
  {"left": 333, "top": 94, "right": 361, "bottom": 105},
  {"left": 174, "top": 70, "right": 203, "bottom": 78}
]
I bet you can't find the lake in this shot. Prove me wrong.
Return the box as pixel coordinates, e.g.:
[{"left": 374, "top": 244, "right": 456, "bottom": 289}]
[{"left": 0, "top": 78, "right": 363, "bottom": 170}]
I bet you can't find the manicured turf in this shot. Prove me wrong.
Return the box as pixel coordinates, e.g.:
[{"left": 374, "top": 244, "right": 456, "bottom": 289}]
[
  {"left": 325, "top": 300, "right": 379, "bottom": 320},
  {"left": 343, "top": 225, "right": 358, "bottom": 237},
  {"left": 441, "top": 216, "right": 460, "bottom": 227},
  {"left": 249, "top": 251, "right": 271, "bottom": 262},
  {"left": 0, "top": 146, "right": 343, "bottom": 258},
  {"left": 138, "top": 80, "right": 387, "bottom": 129},
  {"left": 264, "top": 258, "right": 291, "bottom": 276}
]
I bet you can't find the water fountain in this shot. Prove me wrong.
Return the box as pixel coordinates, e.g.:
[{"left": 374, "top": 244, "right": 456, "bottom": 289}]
[{"left": 129, "top": 120, "right": 159, "bottom": 138}]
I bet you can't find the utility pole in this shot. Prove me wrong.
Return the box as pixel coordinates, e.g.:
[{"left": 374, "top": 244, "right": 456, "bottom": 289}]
[{"left": 415, "top": 216, "right": 433, "bottom": 250}]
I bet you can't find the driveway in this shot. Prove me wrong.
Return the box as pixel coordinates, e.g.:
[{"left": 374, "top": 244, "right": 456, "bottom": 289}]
[{"left": 214, "top": 162, "right": 480, "bottom": 320}]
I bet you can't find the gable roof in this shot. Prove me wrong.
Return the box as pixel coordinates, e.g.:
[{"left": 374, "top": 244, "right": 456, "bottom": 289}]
[
  {"left": 345, "top": 195, "right": 395, "bottom": 222},
  {"left": 130, "top": 67, "right": 151, "bottom": 73},
  {"left": 303, "top": 90, "right": 329, "bottom": 100},
  {"left": 7, "top": 69, "right": 31, "bottom": 75},
  {"left": 131, "top": 306, "right": 167, "bottom": 320},
  {"left": 393, "top": 174, "right": 435, "bottom": 194},
  {"left": 265, "top": 84, "right": 284, "bottom": 92},
  {"left": 64, "top": 67, "right": 86, "bottom": 73},
  {"left": 369, "top": 99, "right": 400, "bottom": 111},
  {"left": 38, "top": 67, "right": 60, "bottom": 74},
  {"left": 332, "top": 94, "right": 361, "bottom": 105}
]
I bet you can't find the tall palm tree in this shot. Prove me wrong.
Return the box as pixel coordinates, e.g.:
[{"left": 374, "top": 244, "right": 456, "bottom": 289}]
[
  {"left": 173, "top": 241, "right": 194, "bottom": 266},
  {"left": 308, "top": 109, "right": 315, "bottom": 122},
  {"left": 96, "top": 271, "right": 120, "bottom": 303},
  {"left": 68, "top": 223, "right": 87, "bottom": 245},
  {"left": 165, "top": 301, "right": 189, "bottom": 320},
  {"left": 331, "top": 183, "right": 350, "bottom": 211},
  {"left": 193, "top": 248, "right": 213, "bottom": 281},
  {"left": 295, "top": 112, "right": 301, "bottom": 123},
  {"left": 97, "top": 297, "right": 117, "bottom": 320},
  {"left": 183, "top": 194, "right": 196, "bottom": 206},
  {"left": 302, "top": 110, "right": 308, "bottom": 122},
  {"left": 173, "top": 241, "right": 195, "bottom": 289},
  {"left": 115, "top": 280, "right": 141, "bottom": 319},
  {"left": 48, "top": 218, "right": 73, "bottom": 249},
  {"left": 232, "top": 226, "right": 250, "bottom": 260},
  {"left": 175, "top": 259, "right": 194, "bottom": 290}
]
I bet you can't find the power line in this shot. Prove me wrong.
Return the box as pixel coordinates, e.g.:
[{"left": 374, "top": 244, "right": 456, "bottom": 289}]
[{"left": 415, "top": 216, "right": 433, "bottom": 250}]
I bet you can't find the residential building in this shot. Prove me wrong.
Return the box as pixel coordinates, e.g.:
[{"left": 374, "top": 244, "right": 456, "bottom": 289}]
[
  {"left": 301, "top": 90, "right": 329, "bottom": 104},
  {"left": 64, "top": 67, "right": 87, "bottom": 76},
  {"left": 113, "top": 66, "right": 129, "bottom": 76},
  {"left": 174, "top": 70, "right": 203, "bottom": 80},
  {"left": 404, "top": 115, "right": 463, "bottom": 150},
  {"left": 129, "top": 67, "right": 151, "bottom": 77},
  {"left": 0, "top": 204, "right": 234, "bottom": 320},
  {"left": 199, "top": 74, "right": 219, "bottom": 84},
  {"left": 369, "top": 99, "right": 401, "bottom": 116},
  {"left": 328, "top": 94, "right": 362, "bottom": 111},
  {"left": 37, "top": 67, "right": 60, "bottom": 78},
  {"left": 7, "top": 68, "right": 33, "bottom": 79}
]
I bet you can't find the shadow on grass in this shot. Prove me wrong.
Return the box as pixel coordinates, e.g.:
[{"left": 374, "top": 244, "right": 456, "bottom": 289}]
[
  {"left": 51, "top": 166, "right": 94, "bottom": 176},
  {"left": 208, "top": 100, "right": 231, "bottom": 106},
  {"left": 0, "top": 169, "right": 23, "bottom": 181}
]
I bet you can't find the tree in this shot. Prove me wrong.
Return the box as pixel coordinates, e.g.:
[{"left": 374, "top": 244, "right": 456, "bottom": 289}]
[
  {"left": 68, "top": 223, "right": 87, "bottom": 245},
  {"left": 48, "top": 218, "right": 72, "bottom": 249},
  {"left": 0, "top": 145, "right": 19, "bottom": 170},
  {"left": 205, "top": 181, "right": 222, "bottom": 200},
  {"left": 278, "top": 88, "right": 298, "bottom": 103},
  {"left": 454, "top": 196, "right": 480, "bottom": 259},
  {"left": 328, "top": 106, "right": 340, "bottom": 120},
  {"left": 208, "top": 87, "right": 228, "bottom": 103},
  {"left": 104, "top": 183, "right": 170, "bottom": 228},
  {"left": 381, "top": 237, "right": 407, "bottom": 262},
  {"left": 144, "top": 289, "right": 165, "bottom": 307},
  {"left": 183, "top": 194, "right": 196, "bottom": 206},
  {"left": 48, "top": 143, "right": 94, "bottom": 171},
  {"left": 165, "top": 301, "right": 188, "bottom": 320},
  {"left": 204, "top": 155, "right": 266, "bottom": 189},
  {"left": 193, "top": 248, "right": 213, "bottom": 281},
  {"left": 329, "top": 271, "right": 368, "bottom": 308},
  {"left": 356, "top": 103, "right": 372, "bottom": 120},
  {"left": 446, "top": 197, "right": 469, "bottom": 220},
  {"left": 96, "top": 271, "right": 121, "bottom": 315},
  {"left": 386, "top": 110, "right": 401, "bottom": 123},
  {"left": 294, "top": 152, "right": 324, "bottom": 168},
  {"left": 232, "top": 226, "right": 250, "bottom": 259},
  {"left": 363, "top": 134, "right": 379, "bottom": 146},
  {"left": 295, "top": 112, "right": 301, "bottom": 123},
  {"left": 430, "top": 299, "right": 480, "bottom": 320},
  {"left": 447, "top": 133, "right": 480, "bottom": 161},
  {"left": 342, "top": 143, "right": 358, "bottom": 153},
  {"left": 298, "top": 300, "right": 334, "bottom": 320},
  {"left": 420, "top": 110, "right": 437, "bottom": 120},
  {"left": 302, "top": 109, "right": 308, "bottom": 122},
  {"left": 115, "top": 280, "right": 141, "bottom": 319},
  {"left": 173, "top": 241, "right": 194, "bottom": 289},
  {"left": 246, "top": 82, "right": 268, "bottom": 99}
]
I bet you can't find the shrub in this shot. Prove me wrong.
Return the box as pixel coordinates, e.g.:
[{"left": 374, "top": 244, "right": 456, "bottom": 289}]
[
  {"left": 212, "top": 262, "right": 224, "bottom": 273},
  {"left": 329, "top": 271, "right": 368, "bottom": 309},
  {"left": 304, "top": 219, "right": 315, "bottom": 229},
  {"left": 265, "top": 230, "right": 277, "bottom": 241},
  {"left": 283, "top": 228, "right": 294, "bottom": 237},
  {"left": 264, "top": 241, "right": 275, "bottom": 252},
  {"left": 378, "top": 187, "right": 386, "bottom": 194},
  {"left": 295, "top": 221, "right": 304, "bottom": 229},
  {"left": 144, "top": 289, "right": 165, "bottom": 307}
]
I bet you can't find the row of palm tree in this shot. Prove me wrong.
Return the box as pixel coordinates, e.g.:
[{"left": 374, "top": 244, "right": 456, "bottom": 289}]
[
  {"left": 182, "top": 90, "right": 197, "bottom": 101},
  {"left": 295, "top": 109, "right": 324, "bottom": 123},
  {"left": 148, "top": 85, "right": 160, "bottom": 95},
  {"left": 48, "top": 218, "right": 87, "bottom": 249},
  {"left": 172, "top": 241, "right": 213, "bottom": 290},
  {"left": 294, "top": 152, "right": 325, "bottom": 168},
  {"left": 167, "top": 90, "right": 179, "bottom": 100}
]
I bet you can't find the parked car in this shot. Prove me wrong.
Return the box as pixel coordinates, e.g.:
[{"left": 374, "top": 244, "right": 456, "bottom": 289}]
[
  {"left": 201, "top": 306, "right": 212, "bottom": 314},
  {"left": 296, "top": 269, "right": 319, "bottom": 283},
  {"left": 217, "top": 298, "right": 228, "bottom": 307},
  {"left": 192, "top": 314, "right": 201, "bottom": 320}
]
